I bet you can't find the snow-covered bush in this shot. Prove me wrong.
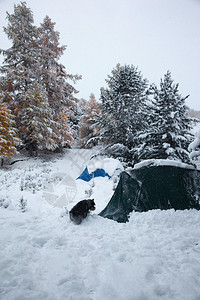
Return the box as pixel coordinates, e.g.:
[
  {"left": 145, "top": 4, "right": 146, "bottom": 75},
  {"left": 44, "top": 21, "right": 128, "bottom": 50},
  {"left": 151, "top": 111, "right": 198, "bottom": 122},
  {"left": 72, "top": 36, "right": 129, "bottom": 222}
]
[
  {"left": 19, "top": 196, "right": 27, "bottom": 213},
  {"left": 0, "top": 197, "right": 10, "bottom": 208}
]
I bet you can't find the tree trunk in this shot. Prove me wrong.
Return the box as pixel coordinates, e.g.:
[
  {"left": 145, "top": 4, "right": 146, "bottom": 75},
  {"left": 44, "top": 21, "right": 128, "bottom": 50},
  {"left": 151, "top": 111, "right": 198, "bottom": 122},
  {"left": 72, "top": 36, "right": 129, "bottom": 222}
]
[{"left": 1, "top": 158, "right": 4, "bottom": 167}]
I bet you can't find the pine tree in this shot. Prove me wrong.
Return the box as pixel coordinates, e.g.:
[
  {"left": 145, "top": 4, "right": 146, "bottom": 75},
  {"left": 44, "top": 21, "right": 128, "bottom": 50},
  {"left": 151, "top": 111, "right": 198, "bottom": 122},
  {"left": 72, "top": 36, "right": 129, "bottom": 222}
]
[
  {"left": 56, "top": 106, "right": 75, "bottom": 148},
  {"left": 79, "top": 93, "right": 101, "bottom": 148},
  {"left": 73, "top": 98, "right": 87, "bottom": 142},
  {"left": 0, "top": 98, "right": 20, "bottom": 165},
  {"left": 0, "top": 2, "right": 46, "bottom": 152},
  {"left": 0, "top": 2, "right": 39, "bottom": 94},
  {"left": 99, "top": 64, "right": 148, "bottom": 163},
  {"left": 38, "top": 16, "right": 81, "bottom": 145},
  {"left": 19, "top": 83, "right": 58, "bottom": 155},
  {"left": 0, "top": 3, "right": 81, "bottom": 153},
  {"left": 0, "top": 79, "right": 13, "bottom": 106},
  {"left": 39, "top": 16, "right": 69, "bottom": 110},
  {"left": 136, "top": 71, "right": 193, "bottom": 163}
]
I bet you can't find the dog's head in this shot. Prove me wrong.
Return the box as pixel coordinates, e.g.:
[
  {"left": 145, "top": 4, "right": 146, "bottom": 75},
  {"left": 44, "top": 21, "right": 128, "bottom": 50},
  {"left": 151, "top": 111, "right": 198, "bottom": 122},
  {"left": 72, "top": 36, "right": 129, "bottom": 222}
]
[{"left": 87, "top": 199, "right": 96, "bottom": 211}]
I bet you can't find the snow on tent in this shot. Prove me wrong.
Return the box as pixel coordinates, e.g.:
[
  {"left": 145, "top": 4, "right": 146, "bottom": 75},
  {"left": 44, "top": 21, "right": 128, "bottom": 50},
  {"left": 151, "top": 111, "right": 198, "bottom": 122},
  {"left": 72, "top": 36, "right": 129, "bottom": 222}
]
[
  {"left": 76, "top": 158, "right": 123, "bottom": 182},
  {"left": 99, "top": 160, "right": 200, "bottom": 223}
]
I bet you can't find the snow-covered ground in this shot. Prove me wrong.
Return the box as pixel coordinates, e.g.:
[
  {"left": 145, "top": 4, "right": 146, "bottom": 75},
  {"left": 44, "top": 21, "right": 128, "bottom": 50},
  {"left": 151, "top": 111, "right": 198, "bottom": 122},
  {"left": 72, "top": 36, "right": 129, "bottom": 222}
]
[{"left": 0, "top": 149, "right": 200, "bottom": 300}]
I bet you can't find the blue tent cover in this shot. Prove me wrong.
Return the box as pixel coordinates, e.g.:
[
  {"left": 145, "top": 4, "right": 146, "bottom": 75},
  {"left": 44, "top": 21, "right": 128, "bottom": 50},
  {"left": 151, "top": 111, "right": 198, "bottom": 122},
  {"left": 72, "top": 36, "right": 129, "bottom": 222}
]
[{"left": 77, "top": 167, "right": 111, "bottom": 182}]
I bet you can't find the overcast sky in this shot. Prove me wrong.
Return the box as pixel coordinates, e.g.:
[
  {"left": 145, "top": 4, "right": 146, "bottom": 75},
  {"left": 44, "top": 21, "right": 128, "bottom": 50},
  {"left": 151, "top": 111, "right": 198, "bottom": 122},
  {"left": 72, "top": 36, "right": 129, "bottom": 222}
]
[{"left": 0, "top": 0, "right": 200, "bottom": 109}]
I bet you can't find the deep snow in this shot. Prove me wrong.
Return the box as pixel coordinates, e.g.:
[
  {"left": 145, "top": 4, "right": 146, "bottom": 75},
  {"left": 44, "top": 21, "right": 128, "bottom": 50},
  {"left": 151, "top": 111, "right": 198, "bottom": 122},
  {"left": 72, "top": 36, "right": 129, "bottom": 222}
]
[{"left": 0, "top": 149, "right": 200, "bottom": 300}]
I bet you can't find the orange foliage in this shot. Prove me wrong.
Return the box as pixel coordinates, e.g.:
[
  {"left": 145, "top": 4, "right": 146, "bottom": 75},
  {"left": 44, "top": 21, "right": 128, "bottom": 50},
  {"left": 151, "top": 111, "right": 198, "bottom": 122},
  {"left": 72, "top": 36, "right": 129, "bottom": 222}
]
[{"left": 0, "top": 99, "right": 20, "bottom": 159}]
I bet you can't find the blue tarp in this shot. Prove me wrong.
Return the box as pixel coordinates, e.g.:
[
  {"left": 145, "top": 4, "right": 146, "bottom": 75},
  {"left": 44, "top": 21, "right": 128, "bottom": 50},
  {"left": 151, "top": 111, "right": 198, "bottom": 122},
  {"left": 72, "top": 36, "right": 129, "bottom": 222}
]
[{"left": 77, "top": 167, "right": 111, "bottom": 182}]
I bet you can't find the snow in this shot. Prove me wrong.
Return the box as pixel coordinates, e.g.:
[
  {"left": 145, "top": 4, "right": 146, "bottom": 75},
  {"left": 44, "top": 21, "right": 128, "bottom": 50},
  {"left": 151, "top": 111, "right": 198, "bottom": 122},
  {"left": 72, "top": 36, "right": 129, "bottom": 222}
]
[
  {"left": 87, "top": 157, "right": 124, "bottom": 176},
  {"left": 1, "top": 149, "right": 200, "bottom": 300},
  {"left": 134, "top": 158, "right": 196, "bottom": 170},
  {"left": 189, "top": 138, "right": 200, "bottom": 153},
  {"left": 188, "top": 123, "right": 200, "bottom": 160}
]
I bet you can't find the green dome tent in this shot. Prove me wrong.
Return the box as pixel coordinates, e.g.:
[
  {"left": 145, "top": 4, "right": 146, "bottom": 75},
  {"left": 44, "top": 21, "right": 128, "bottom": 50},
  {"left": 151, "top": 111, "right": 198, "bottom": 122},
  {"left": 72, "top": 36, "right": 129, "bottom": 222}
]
[{"left": 99, "top": 161, "right": 200, "bottom": 223}]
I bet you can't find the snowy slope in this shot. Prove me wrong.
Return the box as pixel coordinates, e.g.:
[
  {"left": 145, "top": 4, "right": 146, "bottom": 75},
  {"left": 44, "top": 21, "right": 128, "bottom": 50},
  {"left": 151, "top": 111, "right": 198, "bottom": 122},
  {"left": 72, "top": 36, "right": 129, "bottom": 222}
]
[{"left": 0, "top": 149, "right": 200, "bottom": 300}]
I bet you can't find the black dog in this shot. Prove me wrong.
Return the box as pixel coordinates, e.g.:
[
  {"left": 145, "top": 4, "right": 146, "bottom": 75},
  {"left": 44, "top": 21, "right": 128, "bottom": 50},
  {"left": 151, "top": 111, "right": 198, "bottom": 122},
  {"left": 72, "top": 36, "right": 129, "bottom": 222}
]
[{"left": 69, "top": 199, "right": 96, "bottom": 224}]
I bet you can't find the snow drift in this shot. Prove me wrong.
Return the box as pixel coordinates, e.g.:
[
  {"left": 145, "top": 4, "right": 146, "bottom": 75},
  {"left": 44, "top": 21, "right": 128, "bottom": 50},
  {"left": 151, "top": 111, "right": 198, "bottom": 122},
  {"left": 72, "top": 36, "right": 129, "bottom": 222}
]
[{"left": 1, "top": 151, "right": 200, "bottom": 299}]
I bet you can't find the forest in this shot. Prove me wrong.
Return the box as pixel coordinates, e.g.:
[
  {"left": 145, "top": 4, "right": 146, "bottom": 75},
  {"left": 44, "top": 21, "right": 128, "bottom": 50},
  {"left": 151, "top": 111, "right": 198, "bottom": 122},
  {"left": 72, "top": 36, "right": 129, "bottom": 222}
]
[{"left": 0, "top": 2, "right": 200, "bottom": 167}]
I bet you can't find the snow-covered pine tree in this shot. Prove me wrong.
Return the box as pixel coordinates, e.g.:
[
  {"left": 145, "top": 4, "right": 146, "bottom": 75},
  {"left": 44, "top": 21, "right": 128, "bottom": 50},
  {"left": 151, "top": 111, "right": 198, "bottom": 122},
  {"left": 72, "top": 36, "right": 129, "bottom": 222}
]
[
  {"left": 0, "top": 2, "right": 39, "bottom": 95},
  {"left": 0, "top": 2, "right": 52, "bottom": 153},
  {"left": 56, "top": 105, "right": 76, "bottom": 148},
  {"left": 99, "top": 64, "right": 148, "bottom": 163},
  {"left": 136, "top": 71, "right": 193, "bottom": 164},
  {"left": 19, "top": 83, "right": 58, "bottom": 155},
  {"left": 0, "top": 3, "right": 80, "bottom": 153},
  {"left": 0, "top": 79, "right": 13, "bottom": 107},
  {"left": 38, "top": 16, "right": 67, "bottom": 111},
  {"left": 38, "top": 16, "right": 81, "bottom": 145},
  {"left": 79, "top": 93, "right": 101, "bottom": 148},
  {"left": 71, "top": 98, "right": 87, "bottom": 144},
  {"left": 0, "top": 98, "right": 20, "bottom": 165}
]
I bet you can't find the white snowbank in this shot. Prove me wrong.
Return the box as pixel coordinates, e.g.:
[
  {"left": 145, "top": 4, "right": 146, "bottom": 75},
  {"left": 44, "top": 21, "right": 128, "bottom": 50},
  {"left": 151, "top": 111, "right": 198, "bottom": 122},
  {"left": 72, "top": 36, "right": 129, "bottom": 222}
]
[
  {"left": 87, "top": 157, "right": 124, "bottom": 176},
  {"left": 134, "top": 158, "right": 195, "bottom": 170},
  {"left": 0, "top": 149, "right": 200, "bottom": 300},
  {"left": 188, "top": 129, "right": 200, "bottom": 160},
  {"left": 189, "top": 123, "right": 200, "bottom": 162}
]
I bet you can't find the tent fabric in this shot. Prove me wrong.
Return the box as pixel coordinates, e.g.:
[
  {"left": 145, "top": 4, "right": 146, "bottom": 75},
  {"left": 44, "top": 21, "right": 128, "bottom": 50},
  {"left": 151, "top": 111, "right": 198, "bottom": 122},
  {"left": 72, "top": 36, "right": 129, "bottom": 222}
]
[
  {"left": 99, "top": 165, "right": 200, "bottom": 223},
  {"left": 76, "top": 157, "right": 124, "bottom": 182},
  {"left": 76, "top": 167, "right": 91, "bottom": 182},
  {"left": 77, "top": 167, "right": 111, "bottom": 182}
]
